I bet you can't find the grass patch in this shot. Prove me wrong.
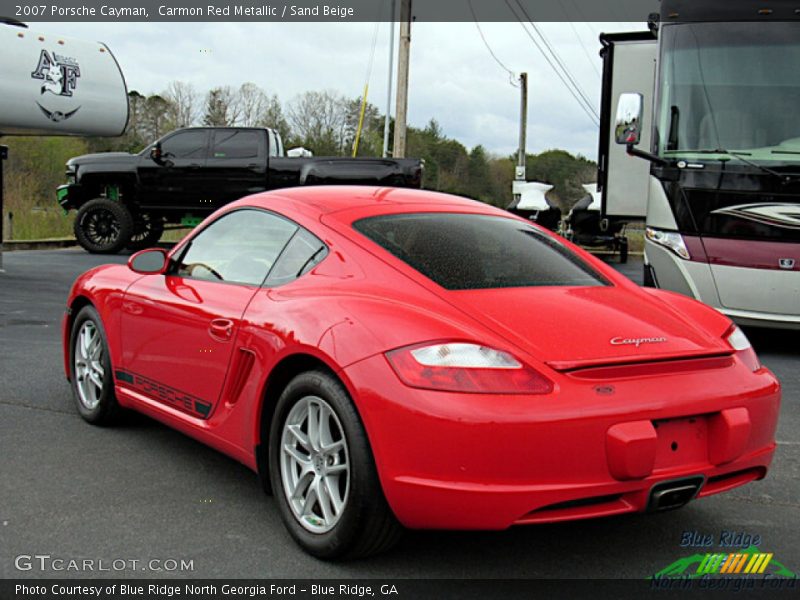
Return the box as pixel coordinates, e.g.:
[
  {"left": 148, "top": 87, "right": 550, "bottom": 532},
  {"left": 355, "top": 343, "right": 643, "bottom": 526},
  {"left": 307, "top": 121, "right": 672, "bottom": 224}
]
[{"left": 3, "top": 136, "right": 87, "bottom": 241}]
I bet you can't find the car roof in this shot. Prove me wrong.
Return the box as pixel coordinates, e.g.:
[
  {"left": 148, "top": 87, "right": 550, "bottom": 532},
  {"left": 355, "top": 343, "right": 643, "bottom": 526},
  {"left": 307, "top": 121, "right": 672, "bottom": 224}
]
[{"left": 234, "top": 185, "right": 497, "bottom": 218}]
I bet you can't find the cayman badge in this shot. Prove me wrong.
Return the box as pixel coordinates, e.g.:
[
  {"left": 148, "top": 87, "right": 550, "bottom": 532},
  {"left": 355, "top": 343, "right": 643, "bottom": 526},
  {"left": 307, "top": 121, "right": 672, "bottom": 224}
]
[{"left": 610, "top": 336, "right": 668, "bottom": 347}]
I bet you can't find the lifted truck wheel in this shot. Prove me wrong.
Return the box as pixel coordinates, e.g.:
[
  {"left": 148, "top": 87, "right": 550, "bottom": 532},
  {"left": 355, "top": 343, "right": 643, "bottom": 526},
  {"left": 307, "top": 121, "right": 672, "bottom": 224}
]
[
  {"left": 127, "top": 212, "right": 165, "bottom": 251},
  {"left": 74, "top": 197, "right": 134, "bottom": 254}
]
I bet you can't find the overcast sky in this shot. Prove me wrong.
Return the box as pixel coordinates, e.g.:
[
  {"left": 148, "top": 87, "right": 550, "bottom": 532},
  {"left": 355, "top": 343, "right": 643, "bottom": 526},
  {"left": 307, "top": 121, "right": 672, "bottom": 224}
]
[{"left": 35, "top": 20, "right": 642, "bottom": 159}]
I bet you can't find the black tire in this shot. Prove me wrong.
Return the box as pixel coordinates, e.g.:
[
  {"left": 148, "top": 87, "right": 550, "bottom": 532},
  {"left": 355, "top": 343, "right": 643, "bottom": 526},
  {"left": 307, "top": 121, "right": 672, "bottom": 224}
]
[
  {"left": 74, "top": 197, "right": 134, "bottom": 254},
  {"left": 68, "top": 305, "right": 121, "bottom": 425},
  {"left": 619, "top": 238, "right": 629, "bottom": 264},
  {"left": 643, "top": 263, "right": 657, "bottom": 288},
  {"left": 127, "top": 212, "right": 165, "bottom": 251},
  {"left": 268, "top": 370, "right": 403, "bottom": 559}
]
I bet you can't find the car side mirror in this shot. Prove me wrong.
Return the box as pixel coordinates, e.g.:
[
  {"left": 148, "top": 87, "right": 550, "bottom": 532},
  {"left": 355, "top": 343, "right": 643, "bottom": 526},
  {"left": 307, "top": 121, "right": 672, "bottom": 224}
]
[
  {"left": 615, "top": 93, "right": 644, "bottom": 146},
  {"left": 149, "top": 142, "right": 164, "bottom": 164},
  {"left": 128, "top": 248, "right": 169, "bottom": 275}
]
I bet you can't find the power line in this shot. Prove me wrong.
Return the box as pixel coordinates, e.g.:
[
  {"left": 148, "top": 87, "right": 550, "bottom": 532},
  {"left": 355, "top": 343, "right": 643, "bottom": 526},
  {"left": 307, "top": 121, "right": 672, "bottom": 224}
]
[
  {"left": 560, "top": 0, "right": 601, "bottom": 79},
  {"left": 567, "top": 18, "right": 601, "bottom": 79},
  {"left": 505, "top": 0, "right": 599, "bottom": 126},
  {"left": 505, "top": 0, "right": 599, "bottom": 125},
  {"left": 514, "top": 1, "right": 598, "bottom": 121},
  {"left": 468, "top": 0, "right": 519, "bottom": 87},
  {"left": 362, "top": 8, "right": 382, "bottom": 85}
]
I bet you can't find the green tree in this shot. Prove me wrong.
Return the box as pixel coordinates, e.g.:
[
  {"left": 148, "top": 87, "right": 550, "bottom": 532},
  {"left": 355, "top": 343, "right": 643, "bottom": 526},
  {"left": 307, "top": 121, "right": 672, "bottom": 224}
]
[
  {"left": 525, "top": 149, "right": 597, "bottom": 210},
  {"left": 467, "top": 145, "right": 491, "bottom": 201}
]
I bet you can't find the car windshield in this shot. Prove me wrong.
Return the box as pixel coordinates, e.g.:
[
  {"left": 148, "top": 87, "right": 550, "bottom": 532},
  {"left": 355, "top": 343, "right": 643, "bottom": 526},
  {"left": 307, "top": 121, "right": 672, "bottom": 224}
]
[
  {"left": 657, "top": 21, "right": 800, "bottom": 163},
  {"left": 353, "top": 213, "right": 608, "bottom": 290}
]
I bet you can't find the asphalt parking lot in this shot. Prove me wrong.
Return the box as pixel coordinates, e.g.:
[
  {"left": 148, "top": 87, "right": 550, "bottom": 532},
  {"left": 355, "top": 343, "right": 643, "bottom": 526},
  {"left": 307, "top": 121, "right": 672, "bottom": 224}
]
[{"left": 0, "top": 248, "right": 798, "bottom": 580}]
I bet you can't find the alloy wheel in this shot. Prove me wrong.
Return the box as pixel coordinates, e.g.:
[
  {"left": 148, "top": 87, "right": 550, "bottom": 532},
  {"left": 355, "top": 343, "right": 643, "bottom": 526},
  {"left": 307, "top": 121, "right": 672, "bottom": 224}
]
[
  {"left": 82, "top": 208, "right": 120, "bottom": 247},
  {"left": 280, "top": 395, "right": 350, "bottom": 534},
  {"left": 74, "top": 320, "right": 105, "bottom": 410}
]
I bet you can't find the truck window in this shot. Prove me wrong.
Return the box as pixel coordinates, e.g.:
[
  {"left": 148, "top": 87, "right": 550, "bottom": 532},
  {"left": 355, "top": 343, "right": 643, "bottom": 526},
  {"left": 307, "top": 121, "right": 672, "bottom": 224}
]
[
  {"left": 161, "top": 130, "right": 208, "bottom": 159},
  {"left": 268, "top": 130, "right": 280, "bottom": 157},
  {"left": 211, "top": 130, "right": 262, "bottom": 159}
]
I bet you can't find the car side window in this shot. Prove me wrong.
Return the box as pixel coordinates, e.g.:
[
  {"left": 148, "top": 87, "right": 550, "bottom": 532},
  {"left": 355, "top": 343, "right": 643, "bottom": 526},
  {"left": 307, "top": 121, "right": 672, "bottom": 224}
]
[
  {"left": 212, "top": 130, "right": 262, "bottom": 159},
  {"left": 161, "top": 130, "right": 208, "bottom": 159},
  {"left": 175, "top": 209, "right": 298, "bottom": 286},
  {"left": 266, "top": 229, "right": 328, "bottom": 286}
]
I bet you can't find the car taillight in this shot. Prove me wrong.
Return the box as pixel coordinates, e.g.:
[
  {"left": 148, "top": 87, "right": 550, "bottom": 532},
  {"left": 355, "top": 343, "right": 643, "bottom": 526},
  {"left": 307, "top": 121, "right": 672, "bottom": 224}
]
[
  {"left": 385, "top": 342, "right": 553, "bottom": 394},
  {"left": 725, "top": 325, "right": 761, "bottom": 372}
]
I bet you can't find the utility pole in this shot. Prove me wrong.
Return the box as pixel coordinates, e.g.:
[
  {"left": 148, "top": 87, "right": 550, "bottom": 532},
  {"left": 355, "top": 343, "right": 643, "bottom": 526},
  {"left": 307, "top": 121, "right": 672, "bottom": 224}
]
[
  {"left": 382, "top": 0, "right": 396, "bottom": 158},
  {"left": 392, "top": 0, "right": 411, "bottom": 158},
  {"left": 511, "top": 73, "right": 528, "bottom": 206},
  {"left": 0, "top": 144, "right": 7, "bottom": 273},
  {"left": 516, "top": 72, "right": 528, "bottom": 180}
]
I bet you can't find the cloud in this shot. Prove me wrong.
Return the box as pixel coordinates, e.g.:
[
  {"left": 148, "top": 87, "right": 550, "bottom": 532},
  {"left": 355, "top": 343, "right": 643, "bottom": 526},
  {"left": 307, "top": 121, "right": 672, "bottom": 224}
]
[{"left": 34, "top": 20, "right": 642, "bottom": 158}]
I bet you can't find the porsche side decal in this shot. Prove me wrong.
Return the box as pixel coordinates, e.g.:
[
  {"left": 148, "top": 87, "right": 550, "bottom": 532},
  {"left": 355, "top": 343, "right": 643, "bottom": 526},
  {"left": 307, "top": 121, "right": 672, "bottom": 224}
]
[{"left": 114, "top": 370, "right": 212, "bottom": 419}]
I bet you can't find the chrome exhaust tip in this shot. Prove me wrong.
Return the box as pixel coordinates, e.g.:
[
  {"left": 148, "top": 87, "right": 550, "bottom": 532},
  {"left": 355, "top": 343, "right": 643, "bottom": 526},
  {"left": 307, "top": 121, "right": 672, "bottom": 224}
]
[{"left": 647, "top": 476, "right": 705, "bottom": 512}]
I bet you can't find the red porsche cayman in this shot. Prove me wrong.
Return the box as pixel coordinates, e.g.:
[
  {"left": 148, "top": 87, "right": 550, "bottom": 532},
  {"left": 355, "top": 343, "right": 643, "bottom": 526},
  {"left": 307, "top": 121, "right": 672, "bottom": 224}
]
[{"left": 63, "top": 186, "right": 780, "bottom": 558}]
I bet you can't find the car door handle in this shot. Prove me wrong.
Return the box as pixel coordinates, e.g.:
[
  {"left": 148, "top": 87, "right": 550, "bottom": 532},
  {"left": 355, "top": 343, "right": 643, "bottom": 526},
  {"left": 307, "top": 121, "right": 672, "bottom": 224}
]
[{"left": 209, "top": 318, "right": 234, "bottom": 341}]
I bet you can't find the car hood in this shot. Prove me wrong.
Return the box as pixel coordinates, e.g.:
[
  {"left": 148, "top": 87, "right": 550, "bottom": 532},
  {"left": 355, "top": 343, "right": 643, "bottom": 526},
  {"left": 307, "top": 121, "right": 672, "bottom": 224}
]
[
  {"left": 67, "top": 152, "right": 136, "bottom": 167},
  {"left": 444, "top": 285, "right": 732, "bottom": 370}
]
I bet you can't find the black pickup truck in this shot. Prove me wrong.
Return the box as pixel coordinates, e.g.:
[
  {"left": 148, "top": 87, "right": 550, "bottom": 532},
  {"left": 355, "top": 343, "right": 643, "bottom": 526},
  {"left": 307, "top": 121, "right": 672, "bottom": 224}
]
[{"left": 57, "top": 126, "right": 424, "bottom": 253}]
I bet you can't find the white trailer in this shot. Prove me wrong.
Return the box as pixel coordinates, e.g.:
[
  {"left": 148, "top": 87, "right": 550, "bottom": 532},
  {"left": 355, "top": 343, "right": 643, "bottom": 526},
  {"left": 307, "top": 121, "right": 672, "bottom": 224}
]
[
  {"left": 0, "top": 21, "right": 128, "bottom": 136},
  {"left": 0, "top": 20, "right": 129, "bottom": 271}
]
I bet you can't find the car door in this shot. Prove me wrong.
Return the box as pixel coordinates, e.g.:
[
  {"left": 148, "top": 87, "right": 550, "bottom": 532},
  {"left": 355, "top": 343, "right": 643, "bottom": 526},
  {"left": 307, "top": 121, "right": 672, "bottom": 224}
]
[
  {"left": 205, "top": 129, "right": 268, "bottom": 207},
  {"left": 118, "top": 208, "right": 299, "bottom": 419},
  {"left": 137, "top": 129, "right": 210, "bottom": 209}
]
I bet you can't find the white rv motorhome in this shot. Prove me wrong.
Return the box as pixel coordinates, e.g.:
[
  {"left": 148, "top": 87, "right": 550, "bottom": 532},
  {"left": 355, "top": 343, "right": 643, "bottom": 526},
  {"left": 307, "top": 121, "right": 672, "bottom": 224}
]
[{"left": 598, "top": 0, "right": 800, "bottom": 329}]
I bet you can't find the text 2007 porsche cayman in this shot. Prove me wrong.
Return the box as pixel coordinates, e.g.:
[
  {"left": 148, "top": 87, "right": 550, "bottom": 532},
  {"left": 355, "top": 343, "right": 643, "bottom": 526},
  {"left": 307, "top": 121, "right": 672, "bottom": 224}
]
[{"left": 62, "top": 186, "right": 780, "bottom": 558}]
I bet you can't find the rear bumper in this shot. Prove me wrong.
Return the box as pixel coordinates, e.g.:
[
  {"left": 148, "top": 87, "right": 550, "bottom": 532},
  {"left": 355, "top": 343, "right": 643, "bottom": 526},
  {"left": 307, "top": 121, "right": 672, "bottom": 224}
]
[
  {"left": 385, "top": 446, "right": 772, "bottom": 529},
  {"left": 344, "top": 354, "right": 780, "bottom": 530}
]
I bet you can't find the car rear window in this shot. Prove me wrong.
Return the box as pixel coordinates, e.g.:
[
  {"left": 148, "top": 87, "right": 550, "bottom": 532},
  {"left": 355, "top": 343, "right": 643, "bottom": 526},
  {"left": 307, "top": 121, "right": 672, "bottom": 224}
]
[{"left": 353, "top": 213, "right": 608, "bottom": 290}]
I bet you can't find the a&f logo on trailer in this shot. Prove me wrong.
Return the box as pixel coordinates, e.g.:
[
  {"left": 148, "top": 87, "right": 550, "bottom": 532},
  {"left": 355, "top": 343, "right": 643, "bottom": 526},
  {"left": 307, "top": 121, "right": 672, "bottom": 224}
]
[
  {"left": 31, "top": 49, "right": 81, "bottom": 97},
  {"left": 30, "top": 49, "right": 82, "bottom": 123}
]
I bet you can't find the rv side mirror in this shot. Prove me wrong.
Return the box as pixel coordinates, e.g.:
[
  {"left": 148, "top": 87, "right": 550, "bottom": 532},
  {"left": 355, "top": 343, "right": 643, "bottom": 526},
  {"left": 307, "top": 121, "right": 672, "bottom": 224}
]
[{"left": 615, "top": 93, "right": 644, "bottom": 146}]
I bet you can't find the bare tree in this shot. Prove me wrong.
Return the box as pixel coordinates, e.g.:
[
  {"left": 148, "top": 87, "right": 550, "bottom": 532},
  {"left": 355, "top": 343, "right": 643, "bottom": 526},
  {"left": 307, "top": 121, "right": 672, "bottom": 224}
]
[
  {"left": 237, "top": 82, "right": 267, "bottom": 127},
  {"left": 142, "top": 94, "right": 170, "bottom": 140},
  {"left": 125, "top": 90, "right": 147, "bottom": 143},
  {"left": 203, "top": 86, "right": 241, "bottom": 127},
  {"left": 287, "top": 90, "right": 350, "bottom": 155},
  {"left": 163, "top": 81, "right": 199, "bottom": 129},
  {"left": 255, "top": 93, "right": 291, "bottom": 142}
]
